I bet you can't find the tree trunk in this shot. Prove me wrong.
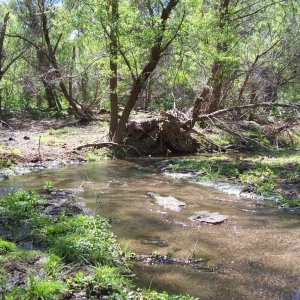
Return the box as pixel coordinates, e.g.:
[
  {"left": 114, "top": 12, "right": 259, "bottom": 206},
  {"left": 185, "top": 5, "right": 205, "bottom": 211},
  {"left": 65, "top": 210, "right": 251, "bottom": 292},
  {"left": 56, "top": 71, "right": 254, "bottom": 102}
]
[
  {"left": 206, "top": 0, "right": 230, "bottom": 113},
  {"left": 109, "top": 0, "right": 119, "bottom": 139},
  {"left": 69, "top": 46, "right": 76, "bottom": 99}
]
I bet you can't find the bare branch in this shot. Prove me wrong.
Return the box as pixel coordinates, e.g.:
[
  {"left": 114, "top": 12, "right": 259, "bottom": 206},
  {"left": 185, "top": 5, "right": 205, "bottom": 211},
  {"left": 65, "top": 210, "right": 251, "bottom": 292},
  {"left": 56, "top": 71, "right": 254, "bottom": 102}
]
[{"left": 196, "top": 102, "right": 299, "bottom": 121}]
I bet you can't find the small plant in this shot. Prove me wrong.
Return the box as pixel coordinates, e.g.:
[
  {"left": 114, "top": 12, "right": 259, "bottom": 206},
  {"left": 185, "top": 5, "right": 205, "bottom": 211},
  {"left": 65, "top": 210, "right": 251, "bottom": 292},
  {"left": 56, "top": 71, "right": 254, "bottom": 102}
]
[
  {"left": 240, "top": 166, "right": 278, "bottom": 196},
  {"left": 0, "top": 239, "right": 17, "bottom": 255},
  {"left": 45, "top": 215, "right": 120, "bottom": 264},
  {"left": 94, "top": 265, "right": 130, "bottom": 291},
  {"left": 43, "top": 179, "right": 54, "bottom": 193},
  {"left": 45, "top": 254, "right": 64, "bottom": 279},
  {"left": 0, "top": 190, "right": 48, "bottom": 240},
  {"left": 27, "top": 276, "right": 67, "bottom": 300}
]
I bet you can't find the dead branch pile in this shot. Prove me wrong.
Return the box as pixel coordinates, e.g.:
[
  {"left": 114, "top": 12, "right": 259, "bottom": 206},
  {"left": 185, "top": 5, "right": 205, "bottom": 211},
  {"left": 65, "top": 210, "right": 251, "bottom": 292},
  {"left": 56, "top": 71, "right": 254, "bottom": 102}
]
[{"left": 124, "top": 101, "right": 299, "bottom": 155}]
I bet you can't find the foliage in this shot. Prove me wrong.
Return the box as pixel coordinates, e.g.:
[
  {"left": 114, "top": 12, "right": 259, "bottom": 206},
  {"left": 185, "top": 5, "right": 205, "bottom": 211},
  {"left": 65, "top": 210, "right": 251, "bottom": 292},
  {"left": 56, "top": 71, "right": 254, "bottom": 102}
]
[
  {"left": 0, "top": 0, "right": 298, "bottom": 132},
  {"left": 0, "top": 190, "right": 49, "bottom": 240},
  {"left": 44, "top": 215, "right": 120, "bottom": 264},
  {"left": 239, "top": 166, "right": 278, "bottom": 195},
  {"left": 26, "top": 277, "right": 67, "bottom": 300},
  {"left": 43, "top": 179, "right": 54, "bottom": 193},
  {"left": 4, "top": 278, "right": 67, "bottom": 300},
  {"left": 0, "top": 239, "right": 16, "bottom": 255}
]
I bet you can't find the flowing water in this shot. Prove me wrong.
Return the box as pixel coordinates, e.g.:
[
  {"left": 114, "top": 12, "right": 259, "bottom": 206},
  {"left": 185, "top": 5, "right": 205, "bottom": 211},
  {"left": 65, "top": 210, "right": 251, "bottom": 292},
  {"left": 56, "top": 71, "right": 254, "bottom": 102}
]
[{"left": 0, "top": 159, "right": 299, "bottom": 299}]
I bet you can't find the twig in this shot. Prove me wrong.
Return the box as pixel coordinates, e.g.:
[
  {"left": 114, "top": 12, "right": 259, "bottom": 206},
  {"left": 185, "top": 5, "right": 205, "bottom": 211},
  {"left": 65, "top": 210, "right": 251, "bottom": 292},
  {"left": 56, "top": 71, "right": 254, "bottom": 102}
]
[
  {"left": 0, "top": 119, "right": 13, "bottom": 129},
  {"left": 38, "top": 136, "right": 42, "bottom": 161}
]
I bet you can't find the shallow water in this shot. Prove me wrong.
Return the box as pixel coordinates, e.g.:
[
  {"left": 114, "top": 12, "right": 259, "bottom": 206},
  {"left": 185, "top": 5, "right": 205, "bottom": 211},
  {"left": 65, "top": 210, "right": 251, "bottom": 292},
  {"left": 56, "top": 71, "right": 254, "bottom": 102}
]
[{"left": 0, "top": 159, "right": 299, "bottom": 299}]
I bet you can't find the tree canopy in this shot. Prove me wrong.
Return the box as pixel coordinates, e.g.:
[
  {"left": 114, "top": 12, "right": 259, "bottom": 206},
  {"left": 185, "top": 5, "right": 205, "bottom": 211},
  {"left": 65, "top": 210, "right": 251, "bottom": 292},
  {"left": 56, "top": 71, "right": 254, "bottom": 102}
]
[{"left": 0, "top": 0, "right": 299, "bottom": 143}]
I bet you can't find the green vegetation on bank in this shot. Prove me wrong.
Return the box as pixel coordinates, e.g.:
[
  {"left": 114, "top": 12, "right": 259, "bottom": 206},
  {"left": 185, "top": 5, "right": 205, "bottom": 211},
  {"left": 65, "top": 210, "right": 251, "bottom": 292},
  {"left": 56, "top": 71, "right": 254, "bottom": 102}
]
[
  {"left": 166, "top": 152, "right": 300, "bottom": 207},
  {"left": 0, "top": 190, "right": 197, "bottom": 299}
]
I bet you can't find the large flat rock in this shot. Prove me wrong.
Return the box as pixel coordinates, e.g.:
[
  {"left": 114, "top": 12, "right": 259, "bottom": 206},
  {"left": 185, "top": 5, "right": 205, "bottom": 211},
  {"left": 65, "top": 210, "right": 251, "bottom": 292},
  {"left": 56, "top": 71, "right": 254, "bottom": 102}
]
[
  {"left": 147, "top": 192, "right": 186, "bottom": 212},
  {"left": 189, "top": 211, "right": 228, "bottom": 224}
]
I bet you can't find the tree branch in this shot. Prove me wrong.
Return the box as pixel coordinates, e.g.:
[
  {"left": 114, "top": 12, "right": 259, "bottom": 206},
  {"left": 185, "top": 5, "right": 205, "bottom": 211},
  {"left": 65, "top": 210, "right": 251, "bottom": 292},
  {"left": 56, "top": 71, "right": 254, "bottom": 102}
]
[{"left": 196, "top": 102, "right": 299, "bottom": 121}]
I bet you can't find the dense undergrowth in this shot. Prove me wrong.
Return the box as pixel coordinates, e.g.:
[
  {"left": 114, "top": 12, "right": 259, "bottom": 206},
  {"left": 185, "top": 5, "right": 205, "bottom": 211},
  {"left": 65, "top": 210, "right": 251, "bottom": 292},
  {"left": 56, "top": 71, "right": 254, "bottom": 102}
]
[
  {"left": 0, "top": 190, "right": 197, "bottom": 299},
  {"left": 166, "top": 152, "right": 300, "bottom": 207}
]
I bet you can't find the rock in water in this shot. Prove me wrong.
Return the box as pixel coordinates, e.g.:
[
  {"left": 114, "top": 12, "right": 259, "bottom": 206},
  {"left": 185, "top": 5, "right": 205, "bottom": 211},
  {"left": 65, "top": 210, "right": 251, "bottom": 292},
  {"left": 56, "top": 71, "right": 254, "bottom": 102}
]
[
  {"left": 189, "top": 211, "right": 228, "bottom": 224},
  {"left": 147, "top": 192, "right": 186, "bottom": 212}
]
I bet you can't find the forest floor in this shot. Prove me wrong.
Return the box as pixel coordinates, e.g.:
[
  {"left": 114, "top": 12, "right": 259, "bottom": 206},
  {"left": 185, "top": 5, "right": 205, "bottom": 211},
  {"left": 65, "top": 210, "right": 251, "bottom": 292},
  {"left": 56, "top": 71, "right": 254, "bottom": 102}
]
[{"left": 0, "top": 116, "right": 109, "bottom": 178}]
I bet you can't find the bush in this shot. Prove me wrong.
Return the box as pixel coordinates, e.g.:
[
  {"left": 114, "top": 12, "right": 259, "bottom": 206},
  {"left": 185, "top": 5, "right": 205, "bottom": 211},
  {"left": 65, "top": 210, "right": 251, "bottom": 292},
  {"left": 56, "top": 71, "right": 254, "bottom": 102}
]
[{"left": 0, "top": 239, "right": 17, "bottom": 255}]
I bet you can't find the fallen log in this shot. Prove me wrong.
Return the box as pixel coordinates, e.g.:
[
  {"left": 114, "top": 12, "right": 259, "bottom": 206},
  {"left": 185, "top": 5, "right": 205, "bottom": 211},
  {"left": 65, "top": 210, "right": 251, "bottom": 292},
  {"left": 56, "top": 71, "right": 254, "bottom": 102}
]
[{"left": 75, "top": 142, "right": 141, "bottom": 156}]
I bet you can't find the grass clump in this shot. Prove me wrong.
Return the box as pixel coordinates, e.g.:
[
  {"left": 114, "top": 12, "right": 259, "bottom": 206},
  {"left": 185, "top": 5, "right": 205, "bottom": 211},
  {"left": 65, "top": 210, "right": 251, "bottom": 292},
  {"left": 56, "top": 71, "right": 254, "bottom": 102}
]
[
  {"left": 0, "top": 239, "right": 17, "bottom": 255},
  {"left": 27, "top": 277, "right": 67, "bottom": 300},
  {"left": 44, "top": 215, "right": 120, "bottom": 264},
  {"left": 6, "top": 278, "right": 67, "bottom": 300},
  {"left": 86, "top": 149, "right": 110, "bottom": 161}
]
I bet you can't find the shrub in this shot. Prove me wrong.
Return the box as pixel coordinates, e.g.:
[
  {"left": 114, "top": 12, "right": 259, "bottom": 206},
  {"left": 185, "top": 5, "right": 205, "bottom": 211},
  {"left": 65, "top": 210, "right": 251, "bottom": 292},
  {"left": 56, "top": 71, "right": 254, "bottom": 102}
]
[{"left": 0, "top": 239, "right": 17, "bottom": 255}]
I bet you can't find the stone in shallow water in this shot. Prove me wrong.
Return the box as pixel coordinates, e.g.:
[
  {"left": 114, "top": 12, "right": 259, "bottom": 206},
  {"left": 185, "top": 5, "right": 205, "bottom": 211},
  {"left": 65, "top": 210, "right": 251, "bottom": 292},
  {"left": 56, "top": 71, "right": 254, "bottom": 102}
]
[
  {"left": 147, "top": 192, "right": 186, "bottom": 212},
  {"left": 189, "top": 211, "right": 228, "bottom": 224}
]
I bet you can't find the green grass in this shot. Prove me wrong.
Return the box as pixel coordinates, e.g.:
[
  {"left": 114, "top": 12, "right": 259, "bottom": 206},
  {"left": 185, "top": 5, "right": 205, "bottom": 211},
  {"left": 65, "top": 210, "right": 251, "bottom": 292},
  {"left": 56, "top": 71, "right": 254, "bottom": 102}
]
[
  {"left": 166, "top": 154, "right": 300, "bottom": 207},
  {"left": 0, "top": 239, "right": 17, "bottom": 255},
  {"left": 45, "top": 215, "right": 120, "bottom": 264}
]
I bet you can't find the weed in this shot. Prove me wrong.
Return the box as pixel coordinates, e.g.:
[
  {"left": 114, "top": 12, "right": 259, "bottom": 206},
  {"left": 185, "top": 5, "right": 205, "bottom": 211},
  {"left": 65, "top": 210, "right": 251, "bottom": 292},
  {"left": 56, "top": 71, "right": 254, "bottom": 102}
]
[
  {"left": 94, "top": 265, "right": 130, "bottom": 291},
  {"left": 0, "top": 239, "right": 17, "bottom": 255},
  {"left": 45, "top": 215, "right": 120, "bottom": 264},
  {"left": 0, "top": 190, "right": 49, "bottom": 240},
  {"left": 240, "top": 166, "right": 278, "bottom": 196},
  {"left": 43, "top": 179, "right": 54, "bottom": 193},
  {"left": 26, "top": 276, "right": 67, "bottom": 300},
  {"left": 45, "top": 254, "right": 64, "bottom": 279}
]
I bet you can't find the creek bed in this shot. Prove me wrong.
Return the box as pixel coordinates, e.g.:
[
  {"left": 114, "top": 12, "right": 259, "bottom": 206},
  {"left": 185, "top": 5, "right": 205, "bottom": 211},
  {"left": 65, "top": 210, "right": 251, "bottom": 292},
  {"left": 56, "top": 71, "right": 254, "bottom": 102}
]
[{"left": 0, "top": 159, "right": 299, "bottom": 299}]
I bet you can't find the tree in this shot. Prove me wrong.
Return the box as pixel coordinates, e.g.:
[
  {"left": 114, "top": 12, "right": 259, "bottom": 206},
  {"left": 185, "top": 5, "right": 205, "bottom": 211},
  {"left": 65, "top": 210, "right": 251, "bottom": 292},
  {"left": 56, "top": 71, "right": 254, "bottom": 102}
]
[
  {"left": 98, "top": 0, "right": 183, "bottom": 143},
  {"left": 11, "top": 0, "right": 86, "bottom": 116},
  {"left": 0, "top": 12, "right": 24, "bottom": 113}
]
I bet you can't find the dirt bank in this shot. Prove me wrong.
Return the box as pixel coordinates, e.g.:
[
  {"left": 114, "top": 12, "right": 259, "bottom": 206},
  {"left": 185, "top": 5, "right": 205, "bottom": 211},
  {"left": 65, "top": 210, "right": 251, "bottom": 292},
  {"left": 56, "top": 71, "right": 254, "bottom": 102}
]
[{"left": 0, "top": 116, "right": 108, "bottom": 178}]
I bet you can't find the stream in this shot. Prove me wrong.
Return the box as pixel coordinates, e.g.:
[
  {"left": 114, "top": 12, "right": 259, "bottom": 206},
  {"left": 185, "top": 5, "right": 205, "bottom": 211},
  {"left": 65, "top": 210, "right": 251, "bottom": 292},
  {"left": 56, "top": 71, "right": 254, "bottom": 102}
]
[{"left": 0, "top": 159, "right": 299, "bottom": 299}]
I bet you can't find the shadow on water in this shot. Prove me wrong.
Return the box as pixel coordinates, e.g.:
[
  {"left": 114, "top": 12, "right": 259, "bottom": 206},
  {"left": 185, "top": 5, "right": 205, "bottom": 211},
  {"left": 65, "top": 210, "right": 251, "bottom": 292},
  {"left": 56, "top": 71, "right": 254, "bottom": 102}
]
[{"left": 0, "top": 159, "right": 299, "bottom": 299}]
